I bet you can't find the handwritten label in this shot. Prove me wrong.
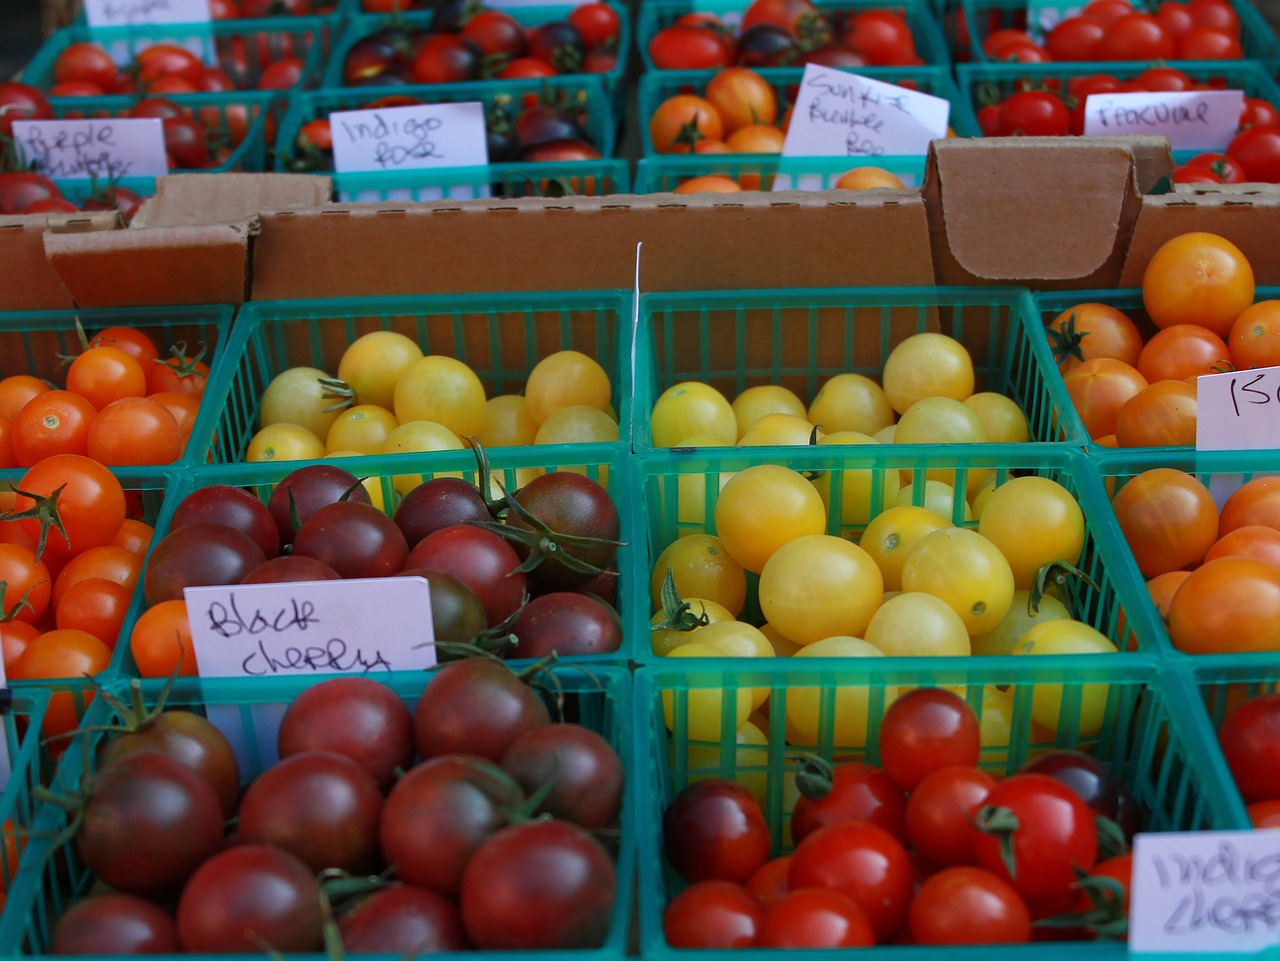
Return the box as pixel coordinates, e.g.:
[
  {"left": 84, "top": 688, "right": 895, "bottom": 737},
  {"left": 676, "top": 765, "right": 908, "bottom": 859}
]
[
  {"left": 83, "top": 0, "right": 210, "bottom": 27},
  {"left": 779, "top": 64, "right": 950, "bottom": 166},
  {"left": 184, "top": 577, "right": 437, "bottom": 680},
  {"left": 10, "top": 118, "right": 168, "bottom": 179},
  {"left": 1084, "top": 90, "right": 1245, "bottom": 151},
  {"left": 1131, "top": 831, "right": 1280, "bottom": 953},
  {"left": 330, "top": 102, "right": 488, "bottom": 174},
  {"left": 1196, "top": 365, "right": 1280, "bottom": 451}
]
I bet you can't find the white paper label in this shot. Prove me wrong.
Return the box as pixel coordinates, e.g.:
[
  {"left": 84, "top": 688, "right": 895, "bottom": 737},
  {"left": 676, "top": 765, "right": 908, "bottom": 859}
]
[
  {"left": 184, "top": 577, "right": 437, "bottom": 679},
  {"left": 330, "top": 102, "right": 489, "bottom": 174},
  {"left": 780, "top": 64, "right": 950, "bottom": 161},
  {"left": 1196, "top": 366, "right": 1280, "bottom": 451},
  {"left": 1131, "top": 831, "right": 1280, "bottom": 953},
  {"left": 1084, "top": 90, "right": 1245, "bottom": 151},
  {"left": 83, "top": 0, "right": 211, "bottom": 27},
  {"left": 10, "top": 118, "right": 168, "bottom": 179}
]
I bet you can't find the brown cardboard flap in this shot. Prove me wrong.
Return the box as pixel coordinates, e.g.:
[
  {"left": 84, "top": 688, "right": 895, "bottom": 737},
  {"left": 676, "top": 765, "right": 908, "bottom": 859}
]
[
  {"left": 45, "top": 224, "right": 249, "bottom": 308},
  {"left": 132, "top": 173, "right": 333, "bottom": 228},
  {"left": 924, "top": 137, "right": 1172, "bottom": 287},
  {"left": 251, "top": 190, "right": 934, "bottom": 299},
  {"left": 1121, "top": 185, "right": 1280, "bottom": 287},
  {"left": 0, "top": 212, "right": 118, "bottom": 311}
]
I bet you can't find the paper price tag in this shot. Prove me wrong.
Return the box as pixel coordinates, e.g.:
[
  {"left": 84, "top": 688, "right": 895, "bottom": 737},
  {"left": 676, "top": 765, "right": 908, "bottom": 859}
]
[
  {"left": 1131, "top": 831, "right": 1280, "bottom": 953},
  {"left": 10, "top": 118, "right": 168, "bottom": 179},
  {"left": 83, "top": 0, "right": 211, "bottom": 27},
  {"left": 330, "top": 102, "right": 489, "bottom": 174},
  {"left": 1084, "top": 90, "right": 1245, "bottom": 151},
  {"left": 1196, "top": 365, "right": 1280, "bottom": 451},
  {"left": 779, "top": 64, "right": 949, "bottom": 164}
]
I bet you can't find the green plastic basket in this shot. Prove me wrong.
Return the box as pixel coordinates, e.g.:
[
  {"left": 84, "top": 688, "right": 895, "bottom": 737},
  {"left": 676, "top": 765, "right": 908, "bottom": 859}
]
[
  {"left": 633, "top": 286, "right": 1086, "bottom": 451},
  {"left": 51, "top": 175, "right": 155, "bottom": 206},
  {"left": 637, "top": 66, "right": 978, "bottom": 158},
  {"left": 272, "top": 77, "right": 618, "bottom": 201},
  {"left": 3, "top": 665, "right": 633, "bottom": 958},
  {"left": 23, "top": 16, "right": 330, "bottom": 91},
  {"left": 1086, "top": 446, "right": 1280, "bottom": 660},
  {"left": 196, "top": 291, "right": 633, "bottom": 465},
  {"left": 0, "top": 304, "right": 235, "bottom": 473},
  {"left": 111, "top": 441, "right": 639, "bottom": 674},
  {"left": 324, "top": 2, "right": 631, "bottom": 110},
  {"left": 633, "top": 444, "right": 1158, "bottom": 661},
  {"left": 635, "top": 153, "right": 929, "bottom": 192},
  {"left": 960, "top": 0, "right": 1280, "bottom": 65},
  {"left": 635, "top": 0, "right": 952, "bottom": 71},
  {"left": 0, "top": 687, "right": 53, "bottom": 916},
  {"left": 635, "top": 656, "right": 1234, "bottom": 959}
]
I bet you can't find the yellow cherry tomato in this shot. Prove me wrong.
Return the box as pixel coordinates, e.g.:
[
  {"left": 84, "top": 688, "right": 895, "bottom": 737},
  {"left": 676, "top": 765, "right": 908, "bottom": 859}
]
[
  {"left": 380, "top": 421, "right": 466, "bottom": 496},
  {"left": 785, "top": 637, "right": 894, "bottom": 748},
  {"left": 524, "top": 350, "right": 612, "bottom": 425},
  {"left": 858, "top": 505, "right": 950, "bottom": 592},
  {"left": 258, "top": 366, "right": 341, "bottom": 441},
  {"left": 336, "top": 330, "right": 423, "bottom": 409},
  {"left": 1013, "top": 619, "right": 1118, "bottom": 736},
  {"left": 661, "top": 642, "right": 752, "bottom": 740},
  {"left": 882, "top": 333, "right": 975, "bottom": 414},
  {"left": 713, "top": 464, "right": 827, "bottom": 574},
  {"left": 812, "top": 432, "right": 901, "bottom": 529},
  {"left": 246, "top": 423, "right": 324, "bottom": 463},
  {"left": 978, "top": 476, "right": 1086, "bottom": 590},
  {"left": 731, "top": 385, "right": 807, "bottom": 439},
  {"left": 963, "top": 392, "right": 1030, "bottom": 443},
  {"left": 651, "top": 382, "right": 737, "bottom": 447},
  {"left": 969, "top": 590, "right": 1071, "bottom": 656},
  {"left": 533, "top": 405, "right": 619, "bottom": 445},
  {"left": 863, "top": 591, "right": 971, "bottom": 657},
  {"left": 758, "top": 534, "right": 884, "bottom": 646},
  {"left": 477, "top": 394, "right": 537, "bottom": 447},
  {"left": 650, "top": 533, "right": 748, "bottom": 616},
  {"left": 651, "top": 598, "right": 736, "bottom": 656},
  {"left": 685, "top": 720, "right": 770, "bottom": 808},
  {"left": 894, "top": 479, "right": 972, "bottom": 525},
  {"left": 901, "top": 527, "right": 1015, "bottom": 635},
  {"left": 807, "top": 372, "right": 895, "bottom": 436},
  {"left": 326, "top": 404, "right": 398, "bottom": 455},
  {"left": 738, "top": 413, "right": 822, "bottom": 447},
  {"left": 393, "top": 356, "right": 487, "bottom": 439}
]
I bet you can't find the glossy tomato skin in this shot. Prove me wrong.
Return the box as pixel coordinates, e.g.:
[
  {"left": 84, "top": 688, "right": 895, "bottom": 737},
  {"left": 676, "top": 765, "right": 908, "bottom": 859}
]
[
  {"left": 663, "top": 880, "right": 762, "bottom": 948},
  {"left": 1019, "top": 749, "right": 1122, "bottom": 819},
  {"left": 177, "top": 845, "right": 324, "bottom": 953},
  {"left": 0, "top": 82, "right": 52, "bottom": 139},
  {"left": 905, "top": 765, "right": 996, "bottom": 867},
  {"left": 242, "top": 554, "right": 342, "bottom": 584},
  {"left": 142, "top": 523, "right": 267, "bottom": 605},
  {"left": 877, "top": 687, "right": 981, "bottom": 792},
  {"left": 908, "top": 866, "right": 1032, "bottom": 944},
  {"left": 757, "top": 888, "right": 875, "bottom": 947},
  {"left": 500, "top": 722, "right": 623, "bottom": 828},
  {"left": 414, "top": 658, "right": 550, "bottom": 762},
  {"left": 509, "top": 591, "right": 622, "bottom": 657},
  {"left": 787, "top": 819, "right": 914, "bottom": 942},
  {"left": 338, "top": 886, "right": 468, "bottom": 953},
  {"left": 404, "top": 524, "right": 527, "bottom": 626},
  {"left": 1219, "top": 693, "right": 1280, "bottom": 802},
  {"left": 790, "top": 761, "right": 906, "bottom": 845},
  {"left": 292, "top": 500, "right": 408, "bottom": 578},
  {"left": 459, "top": 818, "right": 616, "bottom": 949},
  {"left": 170, "top": 484, "right": 280, "bottom": 559},
  {"left": 50, "top": 892, "right": 179, "bottom": 954},
  {"left": 76, "top": 752, "right": 225, "bottom": 897},
  {"left": 392, "top": 477, "right": 490, "bottom": 548},
  {"left": 267, "top": 464, "right": 372, "bottom": 546},
  {"left": 506, "top": 472, "right": 620, "bottom": 590},
  {"left": 664, "top": 777, "right": 771, "bottom": 884},
  {"left": 973, "top": 773, "right": 1098, "bottom": 907}
]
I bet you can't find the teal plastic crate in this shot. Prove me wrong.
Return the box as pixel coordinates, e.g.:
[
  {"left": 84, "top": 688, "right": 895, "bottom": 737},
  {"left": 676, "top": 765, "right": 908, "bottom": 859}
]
[
  {"left": 0, "top": 688, "right": 53, "bottom": 941},
  {"left": 637, "top": 66, "right": 978, "bottom": 158},
  {"left": 273, "top": 77, "right": 621, "bottom": 200},
  {"left": 52, "top": 175, "right": 155, "bottom": 208},
  {"left": 636, "top": 153, "right": 929, "bottom": 192},
  {"left": 0, "top": 304, "right": 235, "bottom": 472},
  {"left": 23, "top": 16, "right": 330, "bottom": 91},
  {"left": 634, "top": 286, "right": 1086, "bottom": 450},
  {"left": 633, "top": 444, "right": 1159, "bottom": 660},
  {"left": 635, "top": 656, "right": 1234, "bottom": 958},
  {"left": 111, "top": 441, "right": 639, "bottom": 674},
  {"left": 17, "top": 91, "right": 280, "bottom": 174},
  {"left": 957, "top": 60, "right": 1280, "bottom": 140},
  {"left": 325, "top": 2, "right": 631, "bottom": 110},
  {"left": 1087, "top": 446, "right": 1280, "bottom": 661},
  {"left": 3, "top": 666, "right": 633, "bottom": 958},
  {"left": 960, "top": 0, "right": 1280, "bottom": 65},
  {"left": 636, "top": 0, "right": 951, "bottom": 71},
  {"left": 197, "top": 291, "right": 634, "bottom": 464}
]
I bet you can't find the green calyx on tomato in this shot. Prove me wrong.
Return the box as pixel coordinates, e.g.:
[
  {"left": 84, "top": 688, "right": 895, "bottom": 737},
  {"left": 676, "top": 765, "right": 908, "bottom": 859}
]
[
  {"left": 1028, "top": 559, "right": 1096, "bottom": 615},
  {"left": 1033, "top": 865, "right": 1128, "bottom": 940},
  {"left": 651, "top": 569, "right": 711, "bottom": 633},
  {"left": 789, "top": 752, "right": 839, "bottom": 802},
  {"left": 973, "top": 803, "right": 1022, "bottom": 879},
  {"left": 2, "top": 482, "right": 71, "bottom": 564}
]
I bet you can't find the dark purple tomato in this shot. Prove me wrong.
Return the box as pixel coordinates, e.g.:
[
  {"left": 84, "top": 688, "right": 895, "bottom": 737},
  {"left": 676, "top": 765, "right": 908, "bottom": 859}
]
[
  {"left": 380, "top": 754, "right": 521, "bottom": 897},
  {"left": 241, "top": 554, "right": 342, "bottom": 584},
  {"left": 50, "top": 892, "right": 179, "bottom": 954},
  {"left": 663, "top": 777, "right": 771, "bottom": 884},
  {"left": 576, "top": 564, "right": 619, "bottom": 605},
  {"left": 169, "top": 485, "right": 280, "bottom": 559},
  {"left": 142, "top": 523, "right": 267, "bottom": 605},
  {"left": 97, "top": 709, "right": 241, "bottom": 817},
  {"left": 1018, "top": 750, "right": 1122, "bottom": 819},
  {"left": 505, "top": 473, "right": 620, "bottom": 591},
  {"left": 515, "top": 104, "right": 589, "bottom": 149},
  {"left": 343, "top": 34, "right": 405, "bottom": 84},
  {"left": 410, "top": 33, "right": 482, "bottom": 83},
  {"left": 802, "top": 45, "right": 868, "bottom": 66},
  {"left": 397, "top": 568, "right": 487, "bottom": 649},
  {"left": 414, "top": 658, "right": 550, "bottom": 762},
  {"left": 277, "top": 676, "right": 414, "bottom": 791},
  {"left": 429, "top": 0, "right": 468, "bottom": 32},
  {"left": 526, "top": 21, "right": 585, "bottom": 71},
  {"left": 337, "top": 885, "right": 468, "bottom": 953},
  {"left": 237, "top": 750, "right": 384, "bottom": 874},
  {"left": 500, "top": 722, "right": 623, "bottom": 829},
  {"left": 393, "top": 477, "right": 491, "bottom": 549},
  {"left": 735, "top": 23, "right": 799, "bottom": 65},
  {"left": 176, "top": 845, "right": 324, "bottom": 953},
  {"left": 76, "top": 752, "right": 225, "bottom": 897},
  {"left": 509, "top": 591, "right": 621, "bottom": 658},
  {"left": 404, "top": 525, "right": 527, "bottom": 627},
  {"left": 267, "top": 464, "right": 372, "bottom": 547},
  {"left": 459, "top": 818, "right": 616, "bottom": 949},
  {"left": 461, "top": 9, "right": 527, "bottom": 60},
  {"left": 292, "top": 501, "right": 408, "bottom": 579}
]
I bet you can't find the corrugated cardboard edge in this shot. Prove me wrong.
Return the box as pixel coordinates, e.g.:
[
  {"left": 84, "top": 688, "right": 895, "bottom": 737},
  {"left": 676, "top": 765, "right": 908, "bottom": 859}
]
[
  {"left": 131, "top": 173, "right": 334, "bottom": 228},
  {"left": 0, "top": 211, "right": 118, "bottom": 311},
  {"left": 44, "top": 224, "right": 250, "bottom": 309},
  {"left": 924, "top": 136, "right": 1174, "bottom": 288},
  {"left": 250, "top": 189, "right": 934, "bottom": 299},
  {"left": 1120, "top": 183, "right": 1280, "bottom": 287}
]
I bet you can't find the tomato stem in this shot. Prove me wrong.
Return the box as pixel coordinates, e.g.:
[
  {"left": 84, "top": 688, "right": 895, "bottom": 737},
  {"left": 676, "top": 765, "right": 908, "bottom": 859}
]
[
  {"left": 789, "top": 751, "right": 837, "bottom": 801},
  {"left": 1, "top": 482, "right": 71, "bottom": 565}
]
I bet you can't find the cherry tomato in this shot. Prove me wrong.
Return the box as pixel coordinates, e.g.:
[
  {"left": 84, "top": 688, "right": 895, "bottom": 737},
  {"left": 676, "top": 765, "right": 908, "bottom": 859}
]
[
  {"left": 664, "top": 777, "right": 770, "bottom": 884},
  {"left": 878, "top": 687, "right": 981, "bottom": 792},
  {"left": 908, "top": 866, "right": 1032, "bottom": 944},
  {"left": 663, "top": 880, "right": 762, "bottom": 948}
]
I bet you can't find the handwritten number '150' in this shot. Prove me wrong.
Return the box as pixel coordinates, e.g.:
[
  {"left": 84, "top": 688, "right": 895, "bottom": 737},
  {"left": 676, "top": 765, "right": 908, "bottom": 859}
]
[{"left": 1230, "top": 373, "right": 1279, "bottom": 416}]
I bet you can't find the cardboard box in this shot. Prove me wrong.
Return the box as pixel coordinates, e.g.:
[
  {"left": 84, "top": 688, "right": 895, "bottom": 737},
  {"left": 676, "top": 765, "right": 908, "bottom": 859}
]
[
  {"left": 922, "top": 135, "right": 1175, "bottom": 290},
  {"left": 249, "top": 189, "right": 936, "bottom": 299},
  {"left": 0, "top": 173, "right": 331, "bottom": 312}
]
